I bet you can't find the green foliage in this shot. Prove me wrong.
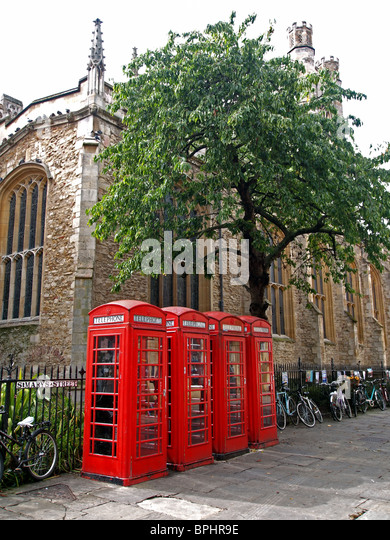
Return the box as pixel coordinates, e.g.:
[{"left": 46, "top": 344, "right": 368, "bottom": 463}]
[
  {"left": 88, "top": 12, "right": 390, "bottom": 317},
  {"left": 54, "top": 398, "right": 84, "bottom": 474},
  {"left": 0, "top": 370, "right": 31, "bottom": 435},
  {"left": 0, "top": 374, "right": 83, "bottom": 487}
]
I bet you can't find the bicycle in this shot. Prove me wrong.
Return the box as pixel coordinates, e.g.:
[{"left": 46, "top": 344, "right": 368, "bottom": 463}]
[
  {"left": 339, "top": 386, "right": 352, "bottom": 418},
  {"left": 276, "top": 386, "right": 299, "bottom": 430},
  {"left": 351, "top": 382, "right": 368, "bottom": 416},
  {"left": 0, "top": 406, "right": 58, "bottom": 483},
  {"left": 321, "top": 382, "right": 341, "bottom": 421},
  {"left": 360, "top": 379, "right": 386, "bottom": 411},
  {"left": 322, "top": 381, "right": 351, "bottom": 421},
  {"left": 295, "top": 386, "right": 318, "bottom": 427},
  {"left": 379, "top": 379, "right": 390, "bottom": 406}
]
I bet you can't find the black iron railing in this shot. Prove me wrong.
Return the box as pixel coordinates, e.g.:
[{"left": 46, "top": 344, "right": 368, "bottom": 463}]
[
  {"left": 274, "top": 357, "right": 389, "bottom": 408},
  {"left": 0, "top": 356, "right": 85, "bottom": 474},
  {"left": 1, "top": 353, "right": 388, "bottom": 484},
  {"left": 274, "top": 357, "right": 388, "bottom": 389}
]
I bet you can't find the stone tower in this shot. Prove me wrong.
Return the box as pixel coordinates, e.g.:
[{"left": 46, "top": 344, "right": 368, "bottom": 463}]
[
  {"left": 317, "top": 56, "right": 341, "bottom": 83},
  {"left": 317, "top": 56, "right": 342, "bottom": 115},
  {"left": 287, "top": 21, "right": 315, "bottom": 72}
]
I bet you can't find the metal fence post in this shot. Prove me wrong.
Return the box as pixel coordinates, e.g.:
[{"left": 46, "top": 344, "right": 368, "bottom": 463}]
[
  {"left": 298, "top": 357, "right": 303, "bottom": 389},
  {"left": 1, "top": 355, "right": 15, "bottom": 433},
  {"left": 331, "top": 358, "right": 336, "bottom": 381}
]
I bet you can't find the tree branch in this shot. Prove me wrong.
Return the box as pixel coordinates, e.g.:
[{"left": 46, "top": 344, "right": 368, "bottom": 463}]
[{"left": 264, "top": 221, "right": 344, "bottom": 266}]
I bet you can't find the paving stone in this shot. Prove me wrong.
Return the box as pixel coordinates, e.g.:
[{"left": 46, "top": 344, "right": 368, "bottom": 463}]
[{"left": 138, "top": 497, "right": 223, "bottom": 520}]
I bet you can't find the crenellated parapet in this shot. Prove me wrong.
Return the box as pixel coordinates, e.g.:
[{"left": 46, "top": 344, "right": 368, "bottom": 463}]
[{"left": 287, "top": 21, "right": 315, "bottom": 71}]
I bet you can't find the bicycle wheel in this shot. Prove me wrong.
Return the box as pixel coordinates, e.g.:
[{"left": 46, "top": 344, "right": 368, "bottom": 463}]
[
  {"left": 0, "top": 452, "right": 4, "bottom": 482},
  {"left": 288, "top": 396, "right": 299, "bottom": 425},
  {"left": 276, "top": 401, "right": 286, "bottom": 430},
  {"left": 342, "top": 397, "right": 352, "bottom": 418},
  {"left": 356, "top": 389, "right": 368, "bottom": 413},
  {"left": 24, "top": 429, "right": 58, "bottom": 481},
  {"left": 297, "top": 401, "right": 316, "bottom": 427},
  {"left": 374, "top": 390, "right": 386, "bottom": 411},
  {"left": 352, "top": 391, "right": 359, "bottom": 417},
  {"left": 308, "top": 398, "right": 323, "bottom": 423},
  {"left": 381, "top": 387, "right": 390, "bottom": 406},
  {"left": 287, "top": 396, "right": 297, "bottom": 415},
  {"left": 330, "top": 401, "right": 342, "bottom": 421}
]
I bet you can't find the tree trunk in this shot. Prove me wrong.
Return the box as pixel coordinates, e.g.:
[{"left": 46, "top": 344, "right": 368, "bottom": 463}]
[
  {"left": 248, "top": 243, "right": 270, "bottom": 320},
  {"left": 236, "top": 179, "right": 271, "bottom": 321}
]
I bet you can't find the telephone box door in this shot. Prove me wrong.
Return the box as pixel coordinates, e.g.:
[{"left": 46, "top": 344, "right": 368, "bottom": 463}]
[
  {"left": 185, "top": 332, "right": 212, "bottom": 466},
  {"left": 241, "top": 316, "right": 278, "bottom": 448},
  {"left": 205, "top": 312, "right": 249, "bottom": 460},
  {"left": 164, "top": 307, "right": 213, "bottom": 471},
  {"left": 132, "top": 330, "right": 167, "bottom": 479},
  {"left": 83, "top": 326, "right": 126, "bottom": 481}
]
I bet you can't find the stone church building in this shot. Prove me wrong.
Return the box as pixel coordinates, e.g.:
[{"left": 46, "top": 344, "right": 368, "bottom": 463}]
[{"left": 0, "top": 20, "right": 388, "bottom": 368}]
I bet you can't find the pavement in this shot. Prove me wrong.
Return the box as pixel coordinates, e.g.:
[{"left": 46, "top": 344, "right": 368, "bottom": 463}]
[{"left": 1, "top": 408, "right": 390, "bottom": 523}]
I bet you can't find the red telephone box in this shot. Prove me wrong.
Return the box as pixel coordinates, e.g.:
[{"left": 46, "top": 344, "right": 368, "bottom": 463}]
[
  {"left": 82, "top": 300, "right": 168, "bottom": 486},
  {"left": 241, "top": 316, "right": 278, "bottom": 449},
  {"left": 162, "top": 307, "right": 213, "bottom": 471},
  {"left": 204, "top": 311, "right": 249, "bottom": 460}
]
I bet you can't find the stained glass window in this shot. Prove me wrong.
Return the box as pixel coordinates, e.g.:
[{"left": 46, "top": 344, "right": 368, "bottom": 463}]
[{"left": 1, "top": 175, "right": 47, "bottom": 321}]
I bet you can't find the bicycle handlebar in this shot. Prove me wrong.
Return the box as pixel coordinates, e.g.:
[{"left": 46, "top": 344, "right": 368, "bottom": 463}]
[{"left": 360, "top": 379, "right": 382, "bottom": 385}]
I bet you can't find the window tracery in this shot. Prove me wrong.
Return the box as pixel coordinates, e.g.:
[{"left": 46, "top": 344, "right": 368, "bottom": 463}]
[{"left": 1, "top": 170, "right": 47, "bottom": 321}]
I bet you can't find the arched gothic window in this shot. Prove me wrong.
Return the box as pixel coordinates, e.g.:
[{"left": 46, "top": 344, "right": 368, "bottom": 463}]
[
  {"left": 150, "top": 274, "right": 201, "bottom": 310},
  {"left": 311, "top": 264, "right": 335, "bottom": 342},
  {"left": 345, "top": 264, "right": 364, "bottom": 344},
  {"left": 370, "top": 265, "right": 385, "bottom": 326},
  {"left": 268, "top": 255, "right": 295, "bottom": 338},
  {"left": 0, "top": 168, "right": 48, "bottom": 321},
  {"left": 269, "top": 256, "right": 286, "bottom": 335}
]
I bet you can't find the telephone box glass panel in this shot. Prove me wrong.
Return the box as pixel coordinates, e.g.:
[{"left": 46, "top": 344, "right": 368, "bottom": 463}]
[
  {"left": 136, "top": 335, "right": 164, "bottom": 458},
  {"left": 257, "top": 341, "right": 276, "bottom": 428},
  {"left": 227, "top": 340, "right": 245, "bottom": 437},
  {"left": 90, "top": 335, "right": 120, "bottom": 457},
  {"left": 187, "top": 337, "right": 209, "bottom": 446},
  {"left": 167, "top": 337, "right": 173, "bottom": 447}
]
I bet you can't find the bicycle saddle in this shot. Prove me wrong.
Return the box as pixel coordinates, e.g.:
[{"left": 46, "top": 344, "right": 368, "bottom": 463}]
[{"left": 18, "top": 417, "right": 35, "bottom": 427}]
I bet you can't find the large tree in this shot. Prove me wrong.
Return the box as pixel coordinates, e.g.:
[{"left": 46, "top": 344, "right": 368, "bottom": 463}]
[{"left": 88, "top": 13, "right": 390, "bottom": 319}]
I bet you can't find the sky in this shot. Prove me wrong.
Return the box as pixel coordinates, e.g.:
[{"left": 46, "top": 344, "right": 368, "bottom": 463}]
[{"left": 1, "top": 0, "right": 389, "bottom": 155}]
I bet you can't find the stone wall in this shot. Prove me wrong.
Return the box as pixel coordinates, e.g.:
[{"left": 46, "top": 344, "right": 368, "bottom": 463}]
[
  {"left": 0, "top": 119, "right": 79, "bottom": 365},
  {"left": 209, "top": 239, "right": 389, "bottom": 368},
  {"left": 0, "top": 99, "right": 388, "bottom": 370}
]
